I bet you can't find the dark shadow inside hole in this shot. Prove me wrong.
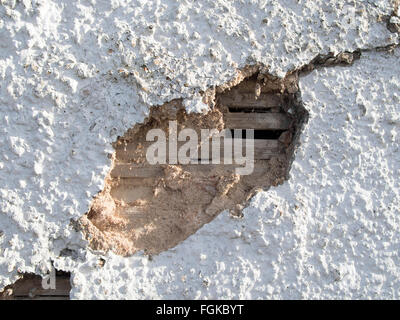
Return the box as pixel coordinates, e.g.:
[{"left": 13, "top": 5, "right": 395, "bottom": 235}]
[
  {"left": 229, "top": 129, "right": 286, "bottom": 140},
  {"left": 228, "top": 107, "right": 281, "bottom": 113}
]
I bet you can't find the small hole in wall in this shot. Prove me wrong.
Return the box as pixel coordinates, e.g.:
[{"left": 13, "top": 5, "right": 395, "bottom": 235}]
[
  {"left": 78, "top": 66, "right": 308, "bottom": 256},
  {"left": 0, "top": 271, "right": 71, "bottom": 300}
]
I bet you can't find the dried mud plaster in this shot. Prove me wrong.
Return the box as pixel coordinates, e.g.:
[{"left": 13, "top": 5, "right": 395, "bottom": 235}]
[{"left": 77, "top": 65, "right": 308, "bottom": 256}]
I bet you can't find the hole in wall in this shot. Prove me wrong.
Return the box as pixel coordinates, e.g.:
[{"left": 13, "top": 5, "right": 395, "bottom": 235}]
[
  {"left": 77, "top": 65, "right": 308, "bottom": 256},
  {"left": 0, "top": 271, "right": 71, "bottom": 300}
]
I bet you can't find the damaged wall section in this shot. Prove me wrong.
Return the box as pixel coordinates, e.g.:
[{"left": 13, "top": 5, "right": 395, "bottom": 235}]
[{"left": 77, "top": 66, "right": 308, "bottom": 256}]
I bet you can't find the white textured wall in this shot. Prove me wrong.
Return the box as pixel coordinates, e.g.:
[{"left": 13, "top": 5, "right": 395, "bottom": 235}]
[{"left": 0, "top": 0, "right": 399, "bottom": 298}]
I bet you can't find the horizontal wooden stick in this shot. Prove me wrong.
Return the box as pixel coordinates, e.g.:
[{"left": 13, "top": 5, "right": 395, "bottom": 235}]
[
  {"left": 219, "top": 93, "right": 282, "bottom": 108},
  {"left": 225, "top": 113, "right": 290, "bottom": 130},
  {"left": 111, "top": 161, "right": 286, "bottom": 178},
  {"left": 115, "top": 139, "right": 282, "bottom": 162}
]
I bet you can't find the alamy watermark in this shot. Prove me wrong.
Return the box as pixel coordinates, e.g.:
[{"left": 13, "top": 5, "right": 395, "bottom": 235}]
[
  {"left": 145, "top": 121, "right": 255, "bottom": 175},
  {"left": 41, "top": 266, "right": 56, "bottom": 290}
]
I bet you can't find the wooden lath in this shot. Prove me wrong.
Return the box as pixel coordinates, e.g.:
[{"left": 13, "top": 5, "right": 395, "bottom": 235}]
[
  {"left": 111, "top": 162, "right": 282, "bottom": 179},
  {"left": 115, "top": 139, "right": 282, "bottom": 164},
  {"left": 225, "top": 113, "right": 290, "bottom": 130},
  {"left": 219, "top": 93, "right": 282, "bottom": 108},
  {"left": 111, "top": 75, "right": 292, "bottom": 180}
]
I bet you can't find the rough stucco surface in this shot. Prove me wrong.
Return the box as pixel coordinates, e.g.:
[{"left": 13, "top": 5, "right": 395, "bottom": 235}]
[
  {"left": 0, "top": 0, "right": 399, "bottom": 299},
  {"left": 64, "top": 48, "right": 400, "bottom": 299}
]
